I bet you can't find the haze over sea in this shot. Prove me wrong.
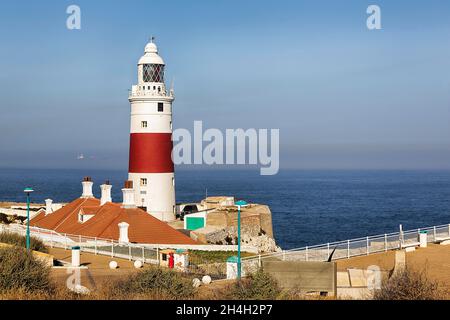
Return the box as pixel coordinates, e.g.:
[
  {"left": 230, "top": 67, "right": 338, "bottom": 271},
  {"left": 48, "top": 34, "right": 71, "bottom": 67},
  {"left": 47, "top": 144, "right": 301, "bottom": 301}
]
[{"left": 0, "top": 168, "right": 449, "bottom": 249}]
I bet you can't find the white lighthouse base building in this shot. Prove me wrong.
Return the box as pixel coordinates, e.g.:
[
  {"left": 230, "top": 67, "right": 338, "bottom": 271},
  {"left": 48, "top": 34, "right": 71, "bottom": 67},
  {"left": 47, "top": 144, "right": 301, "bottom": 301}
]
[{"left": 128, "top": 172, "right": 175, "bottom": 221}]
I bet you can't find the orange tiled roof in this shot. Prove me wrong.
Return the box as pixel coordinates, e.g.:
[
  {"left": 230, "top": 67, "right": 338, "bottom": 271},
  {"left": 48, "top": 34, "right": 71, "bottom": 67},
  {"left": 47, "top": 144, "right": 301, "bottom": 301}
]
[{"left": 30, "top": 198, "right": 196, "bottom": 245}]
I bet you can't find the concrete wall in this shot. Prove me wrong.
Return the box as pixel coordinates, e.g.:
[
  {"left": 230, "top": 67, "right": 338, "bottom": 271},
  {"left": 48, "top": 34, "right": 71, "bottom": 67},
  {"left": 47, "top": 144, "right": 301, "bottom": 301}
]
[{"left": 262, "top": 260, "right": 337, "bottom": 294}]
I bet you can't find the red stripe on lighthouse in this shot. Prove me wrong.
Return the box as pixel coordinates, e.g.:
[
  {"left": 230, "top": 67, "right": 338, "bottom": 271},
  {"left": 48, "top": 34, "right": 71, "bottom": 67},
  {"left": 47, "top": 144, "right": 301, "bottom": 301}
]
[{"left": 129, "top": 133, "right": 174, "bottom": 173}]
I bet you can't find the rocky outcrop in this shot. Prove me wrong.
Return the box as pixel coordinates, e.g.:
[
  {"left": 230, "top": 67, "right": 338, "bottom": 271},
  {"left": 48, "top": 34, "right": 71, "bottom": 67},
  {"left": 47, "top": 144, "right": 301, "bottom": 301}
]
[
  {"left": 186, "top": 196, "right": 279, "bottom": 253},
  {"left": 192, "top": 225, "right": 281, "bottom": 253}
]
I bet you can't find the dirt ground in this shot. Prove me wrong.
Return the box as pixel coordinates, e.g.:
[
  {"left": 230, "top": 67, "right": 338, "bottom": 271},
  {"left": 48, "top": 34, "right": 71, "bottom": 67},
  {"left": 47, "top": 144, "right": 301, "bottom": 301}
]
[{"left": 337, "top": 243, "right": 450, "bottom": 294}]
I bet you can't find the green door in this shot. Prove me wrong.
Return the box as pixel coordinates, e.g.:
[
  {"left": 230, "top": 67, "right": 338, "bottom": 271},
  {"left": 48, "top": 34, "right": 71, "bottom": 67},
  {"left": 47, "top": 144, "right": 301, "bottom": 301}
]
[{"left": 186, "top": 217, "right": 205, "bottom": 231}]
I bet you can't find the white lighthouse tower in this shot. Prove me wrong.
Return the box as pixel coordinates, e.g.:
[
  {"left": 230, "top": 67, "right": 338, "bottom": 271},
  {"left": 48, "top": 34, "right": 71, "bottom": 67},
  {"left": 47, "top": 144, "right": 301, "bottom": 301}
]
[{"left": 128, "top": 38, "right": 175, "bottom": 221}]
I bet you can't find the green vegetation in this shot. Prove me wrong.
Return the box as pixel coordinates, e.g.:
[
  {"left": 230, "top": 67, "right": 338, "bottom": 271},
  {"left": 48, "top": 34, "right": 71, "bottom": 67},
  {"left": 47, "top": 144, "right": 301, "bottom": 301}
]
[
  {"left": 0, "top": 232, "right": 48, "bottom": 253},
  {"left": 0, "top": 213, "right": 24, "bottom": 225},
  {"left": 0, "top": 213, "right": 8, "bottom": 224},
  {"left": 107, "top": 266, "right": 195, "bottom": 299},
  {"left": 0, "top": 246, "right": 54, "bottom": 294},
  {"left": 189, "top": 250, "right": 255, "bottom": 264},
  {"left": 225, "top": 269, "right": 281, "bottom": 300},
  {"left": 373, "top": 268, "right": 445, "bottom": 300}
]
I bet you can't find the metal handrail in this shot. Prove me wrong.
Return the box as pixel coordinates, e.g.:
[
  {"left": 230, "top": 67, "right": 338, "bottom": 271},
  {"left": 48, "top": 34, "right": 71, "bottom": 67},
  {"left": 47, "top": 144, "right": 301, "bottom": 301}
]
[{"left": 243, "top": 223, "right": 450, "bottom": 262}]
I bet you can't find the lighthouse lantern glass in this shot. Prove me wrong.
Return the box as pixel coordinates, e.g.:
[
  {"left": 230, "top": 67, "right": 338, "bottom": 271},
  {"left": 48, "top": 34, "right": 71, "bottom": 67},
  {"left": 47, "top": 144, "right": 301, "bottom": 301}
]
[{"left": 143, "top": 64, "right": 164, "bottom": 83}]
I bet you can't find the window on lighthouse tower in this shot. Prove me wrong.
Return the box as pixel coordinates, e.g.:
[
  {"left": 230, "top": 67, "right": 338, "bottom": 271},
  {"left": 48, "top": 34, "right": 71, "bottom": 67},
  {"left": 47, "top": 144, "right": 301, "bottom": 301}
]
[
  {"left": 158, "top": 103, "right": 164, "bottom": 112},
  {"left": 143, "top": 64, "right": 164, "bottom": 83}
]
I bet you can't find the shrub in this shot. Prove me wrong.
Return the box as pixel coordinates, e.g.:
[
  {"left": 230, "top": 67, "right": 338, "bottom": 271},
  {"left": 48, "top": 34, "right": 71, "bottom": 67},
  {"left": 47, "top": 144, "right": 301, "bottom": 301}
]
[
  {"left": 0, "top": 213, "right": 11, "bottom": 224},
  {"left": 109, "top": 266, "right": 195, "bottom": 299},
  {"left": 373, "top": 268, "right": 444, "bottom": 300},
  {"left": 226, "top": 269, "right": 281, "bottom": 300},
  {"left": 0, "top": 246, "right": 54, "bottom": 294},
  {"left": 188, "top": 250, "right": 255, "bottom": 264},
  {"left": 0, "top": 232, "right": 48, "bottom": 253}
]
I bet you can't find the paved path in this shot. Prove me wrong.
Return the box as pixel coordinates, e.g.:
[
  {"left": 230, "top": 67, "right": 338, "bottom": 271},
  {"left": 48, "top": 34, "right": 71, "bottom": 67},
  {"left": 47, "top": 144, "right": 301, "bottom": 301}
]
[{"left": 49, "top": 247, "right": 138, "bottom": 290}]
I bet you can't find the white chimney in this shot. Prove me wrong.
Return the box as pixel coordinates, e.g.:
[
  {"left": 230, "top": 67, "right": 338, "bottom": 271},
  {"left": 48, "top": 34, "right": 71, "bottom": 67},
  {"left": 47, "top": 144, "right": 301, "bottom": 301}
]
[
  {"left": 81, "top": 177, "right": 94, "bottom": 198},
  {"left": 118, "top": 222, "right": 130, "bottom": 243},
  {"left": 45, "top": 199, "right": 53, "bottom": 215},
  {"left": 100, "top": 181, "right": 112, "bottom": 205},
  {"left": 122, "top": 180, "right": 136, "bottom": 208}
]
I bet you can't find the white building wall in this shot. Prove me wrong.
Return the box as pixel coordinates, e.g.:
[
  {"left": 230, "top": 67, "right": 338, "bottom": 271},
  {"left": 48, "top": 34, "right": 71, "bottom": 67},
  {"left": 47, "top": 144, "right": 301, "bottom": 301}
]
[{"left": 128, "top": 172, "right": 175, "bottom": 221}]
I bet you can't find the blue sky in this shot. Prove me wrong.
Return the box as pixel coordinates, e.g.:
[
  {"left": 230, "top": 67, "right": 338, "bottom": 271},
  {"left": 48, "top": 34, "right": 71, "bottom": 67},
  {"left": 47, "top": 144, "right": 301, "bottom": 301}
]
[{"left": 0, "top": 0, "right": 449, "bottom": 170}]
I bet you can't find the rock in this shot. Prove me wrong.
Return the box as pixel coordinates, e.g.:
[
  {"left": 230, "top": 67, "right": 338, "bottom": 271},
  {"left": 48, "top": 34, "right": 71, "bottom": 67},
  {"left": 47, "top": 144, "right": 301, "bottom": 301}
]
[
  {"left": 70, "top": 284, "right": 90, "bottom": 295},
  {"left": 109, "top": 261, "right": 118, "bottom": 269},
  {"left": 192, "top": 278, "right": 201, "bottom": 288},
  {"left": 202, "top": 275, "right": 212, "bottom": 285},
  {"left": 193, "top": 226, "right": 281, "bottom": 253}
]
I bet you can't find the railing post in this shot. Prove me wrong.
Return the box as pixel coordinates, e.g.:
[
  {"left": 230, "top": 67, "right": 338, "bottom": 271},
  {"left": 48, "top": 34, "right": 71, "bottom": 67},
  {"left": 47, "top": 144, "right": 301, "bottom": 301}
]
[
  {"left": 433, "top": 226, "right": 436, "bottom": 242},
  {"left": 156, "top": 247, "right": 160, "bottom": 263},
  {"left": 384, "top": 234, "right": 388, "bottom": 252},
  {"left": 142, "top": 247, "right": 145, "bottom": 263},
  {"left": 305, "top": 246, "right": 308, "bottom": 261},
  {"left": 347, "top": 240, "right": 350, "bottom": 258},
  {"left": 129, "top": 246, "right": 132, "bottom": 261},
  {"left": 94, "top": 237, "right": 97, "bottom": 255},
  {"left": 327, "top": 243, "right": 330, "bottom": 259},
  {"left": 366, "top": 237, "right": 369, "bottom": 255},
  {"left": 258, "top": 254, "right": 262, "bottom": 268},
  {"left": 111, "top": 240, "right": 114, "bottom": 258}
]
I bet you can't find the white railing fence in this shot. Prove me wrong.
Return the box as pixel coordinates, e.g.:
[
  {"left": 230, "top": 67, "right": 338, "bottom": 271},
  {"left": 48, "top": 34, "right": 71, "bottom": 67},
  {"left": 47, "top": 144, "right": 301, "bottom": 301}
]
[
  {"left": 242, "top": 223, "right": 450, "bottom": 267},
  {"left": 0, "top": 224, "right": 160, "bottom": 264},
  {"left": 0, "top": 224, "right": 243, "bottom": 279},
  {"left": 2, "top": 222, "right": 449, "bottom": 278}
]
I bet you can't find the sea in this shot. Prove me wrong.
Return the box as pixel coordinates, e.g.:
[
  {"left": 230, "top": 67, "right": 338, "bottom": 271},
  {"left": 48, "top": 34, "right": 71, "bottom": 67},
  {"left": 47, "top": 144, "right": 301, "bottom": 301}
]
[{"left": 0, "top": 168, "right": 449, "bottom": 250}]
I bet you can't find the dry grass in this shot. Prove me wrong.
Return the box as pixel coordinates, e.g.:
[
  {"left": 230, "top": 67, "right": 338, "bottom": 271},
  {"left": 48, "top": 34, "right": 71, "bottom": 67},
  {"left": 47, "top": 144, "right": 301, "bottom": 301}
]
[
  {"left": 0, "top": 232, "right": 48, "bottom": 253},
  {"left": 373, "top": 267, "right": 446, "bottom": 300},
  {"left": 220, "top": 269, "right": 281, "bottom": 300},
  {"left": 103, "top": 266, "right": 196, "bottom": 300},
  {"left": 0, "top": 246, "right": 54, "bottom": 295}
]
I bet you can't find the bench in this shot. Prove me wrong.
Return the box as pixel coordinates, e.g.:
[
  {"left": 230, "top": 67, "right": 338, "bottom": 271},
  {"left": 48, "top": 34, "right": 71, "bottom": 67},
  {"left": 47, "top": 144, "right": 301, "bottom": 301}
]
[{"left": 400, "top": 241, "right": 420, "bottom": 250}]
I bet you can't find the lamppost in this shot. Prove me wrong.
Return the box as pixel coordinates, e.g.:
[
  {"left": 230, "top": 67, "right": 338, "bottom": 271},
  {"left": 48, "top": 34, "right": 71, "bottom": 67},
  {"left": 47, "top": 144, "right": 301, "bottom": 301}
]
[
  {"left": 23, "top": 187, "right": 34, "bottom": 250},
  {"left": 235, "top": 200, "right": 247, "bottom": 280}
]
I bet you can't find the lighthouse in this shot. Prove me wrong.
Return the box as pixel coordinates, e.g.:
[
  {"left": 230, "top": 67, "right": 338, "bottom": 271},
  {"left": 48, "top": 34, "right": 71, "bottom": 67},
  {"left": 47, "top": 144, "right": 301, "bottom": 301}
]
[{"left": 128, "top": 38, "right": 175, "bottom": 222}]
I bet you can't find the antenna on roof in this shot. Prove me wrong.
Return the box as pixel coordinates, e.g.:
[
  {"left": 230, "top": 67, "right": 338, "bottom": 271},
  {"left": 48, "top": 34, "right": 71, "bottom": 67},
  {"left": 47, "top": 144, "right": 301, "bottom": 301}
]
[{"left": 150, "top": 35, "right": 155, "bottom": 43}]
